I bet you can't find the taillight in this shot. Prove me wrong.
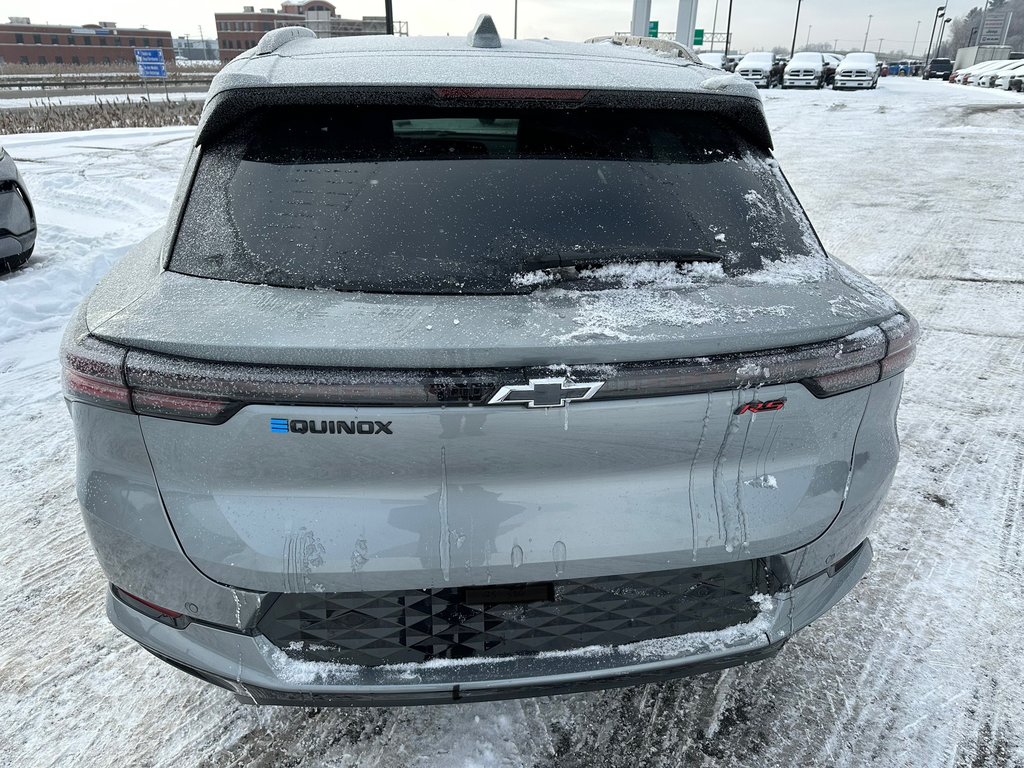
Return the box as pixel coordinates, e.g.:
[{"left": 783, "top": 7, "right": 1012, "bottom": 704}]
[
  {"left": 61, "top": 317, "right": 238, "bottom": 424},
  {"left": 592, "top": 313, "right": 918, "bottom": 401},
  {"left": 62, "top": 309, "right": 918, "bottom": 425},
  {"left": 60, "top": 332, "right": 132, "bottom": 413}
]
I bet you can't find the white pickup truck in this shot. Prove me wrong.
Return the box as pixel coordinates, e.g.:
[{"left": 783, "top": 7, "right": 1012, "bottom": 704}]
[
  {"left": 783, "top": 52, "right": 826, "bottom": 89},
  {"left": 834, "top": 52, "right": 880, "bottom": 90}
]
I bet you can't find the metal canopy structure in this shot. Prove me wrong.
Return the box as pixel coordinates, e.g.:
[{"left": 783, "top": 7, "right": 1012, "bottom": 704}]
[{"left": 631, "top": 0, "right": 699, "bottom": 46}]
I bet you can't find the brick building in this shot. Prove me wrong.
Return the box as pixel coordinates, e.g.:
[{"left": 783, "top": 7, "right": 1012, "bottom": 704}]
[
  {"left": 0, "top": 18, "right": 173, "bottom": 67},
  {"left": 215, "top": 3, "right": 405, "bottom": 63}
]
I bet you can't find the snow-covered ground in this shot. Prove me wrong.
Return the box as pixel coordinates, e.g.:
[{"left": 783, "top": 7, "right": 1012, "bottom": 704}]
[{"left": 2, "top": 78, "right": 1023, "bottom": 766}]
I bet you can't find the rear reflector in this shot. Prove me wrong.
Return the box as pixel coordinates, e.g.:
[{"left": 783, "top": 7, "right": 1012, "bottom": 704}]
[
  {"left": 62, "top": 314, "right": 919, "bottom": 423},
  {"left": 112, "top": 586, "right": 190, "bottom": 629}
]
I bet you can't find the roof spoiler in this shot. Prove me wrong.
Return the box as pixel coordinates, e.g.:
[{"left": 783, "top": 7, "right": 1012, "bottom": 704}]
[{"left": 194, "top": 85, "right": 773, "bottom": 151}]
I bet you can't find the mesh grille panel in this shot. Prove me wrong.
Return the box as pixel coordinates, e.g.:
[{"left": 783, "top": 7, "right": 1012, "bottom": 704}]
[{"left": 257, "top": 560, "right": 778, "bottom": 666}]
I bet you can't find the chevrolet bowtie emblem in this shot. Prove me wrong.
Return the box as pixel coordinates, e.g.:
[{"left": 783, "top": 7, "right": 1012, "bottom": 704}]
[{"left": 487, "top": 377, "right": 604, "bottom": 408}]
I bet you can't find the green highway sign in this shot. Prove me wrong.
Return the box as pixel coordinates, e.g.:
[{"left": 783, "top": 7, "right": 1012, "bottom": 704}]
[
  {"left": 693, "top": 28, "right": 704, "bottom": 45},
  {"left": 648, "top": 20, "right": 659, "bottom": 38}
]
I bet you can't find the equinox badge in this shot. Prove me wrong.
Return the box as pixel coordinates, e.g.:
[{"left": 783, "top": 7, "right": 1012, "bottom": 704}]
[
  {"left": 270, "top": 418, "right": 393, "bottom": 435},
  {"left": 488, "top": 377, "right": 604, "bottom": 408}
]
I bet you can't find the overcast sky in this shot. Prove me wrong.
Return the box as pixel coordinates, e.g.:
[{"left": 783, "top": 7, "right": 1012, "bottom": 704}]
[{"left": 3, "top": 1, "right": 970, "bottom": 55}]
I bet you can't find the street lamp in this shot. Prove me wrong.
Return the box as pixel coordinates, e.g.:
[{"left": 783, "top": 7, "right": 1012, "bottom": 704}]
[
  {"left": 924, "top": 4, "right": 947, "bottom": 71},
  {"left": 709, "top": 0, "right": 720, "bottom": 51},
  {"left": 935, "top": 17, "right": 952, "bottom": 58},
  {"left": 863, "top": 14, "right": 873, "bottom": 51},
  {"left": 724, "top": 0, "right": 734, "bottom": 57},
  {"left": 789, "top": 0, "right": 803, "bottom": 58}
]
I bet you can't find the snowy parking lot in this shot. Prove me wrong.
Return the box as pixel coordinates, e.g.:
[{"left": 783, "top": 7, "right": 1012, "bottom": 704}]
[{"left": 2, "top": 77, "right": 1023, "bottom": 766}]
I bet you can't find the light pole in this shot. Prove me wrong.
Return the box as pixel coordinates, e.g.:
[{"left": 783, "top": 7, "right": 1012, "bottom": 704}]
[
  {"left": 863, "top": 14, "right": 873, "bottom": 51},
  {"left": 710, "top": 0, "right": 720, "bottom": 51},
  {"left": 924, "top": 4, "right": 946, "bottom": 69},
  {"left": 877, "top": 38, "right": 884, "bottom": 53},
  {"left": 384, "top": 0, "right": 394, "bottom": 34},
  {"left": 514, "top": 0, "right": 518, "bottom": 39},
  {"left": 790, "top": 0, "right": 803, "bottom": 58},
  {"left": 911, "top": 20, "right": 921, "bottom": 56},
  {"left": 935, "top": 17, "right": 951, "bottom": 57},
  {"left": 806, "top": 24, "right": 813, "bottom": 49},
  {"left": 723, "top": 0, "right": 733, "bottom": 57}
]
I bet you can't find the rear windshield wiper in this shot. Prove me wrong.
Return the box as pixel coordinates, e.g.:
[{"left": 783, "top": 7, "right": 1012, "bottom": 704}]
[{"left": 519, "top": 247, "right": 721, "bottom": 274}]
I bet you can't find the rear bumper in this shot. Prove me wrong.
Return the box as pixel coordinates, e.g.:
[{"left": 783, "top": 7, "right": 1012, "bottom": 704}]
[
  {"left": 0, "top": 229, "right": 34, "bottom": 260},
  {"left": 107, "top": 539, "right": 872, "bottom": 706}
]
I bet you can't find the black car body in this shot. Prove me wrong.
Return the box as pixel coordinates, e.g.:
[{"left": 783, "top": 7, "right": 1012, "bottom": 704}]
[
  {"left": 0, "top": 147, "right": 36, "bottom": 272},
  {"left": 924, "top": 58, "right": 954, "bottom": 81}
]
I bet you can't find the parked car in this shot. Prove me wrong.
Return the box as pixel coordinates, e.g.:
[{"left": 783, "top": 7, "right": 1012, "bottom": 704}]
[
  {"left": 964, "top": 59, "right": 1016, "bottom": 85},
  {"left": 952, "top": 59, "right": 1012, "bottom": 84},
  {"left": 62, "top": 19, "right": 917, "bottom": 706},
  {"left": 736, "top": 51, "right": 779, "bottom": 87},
  {"left": 783, "top": 51, "right": 827, "bottom": 88},
  {"left": 923, "top": 57, "right": 953, "bottom": 80},
  {"left": 996, "top": 65, "right": 1024, "bottom": 91},
  {"left": 0, "top": 146, "right": 36, "bottom": 273},
  {"left": 977, "top": 59, "right": 1024, "bottom": 87},
  {"left": 833, "top": 52, "right": 880, "bottom": 90}
]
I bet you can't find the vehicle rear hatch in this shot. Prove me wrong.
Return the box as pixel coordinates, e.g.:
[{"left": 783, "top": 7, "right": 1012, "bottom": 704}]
[{"left": 87, "top": 97, "right": 908, "bottom": 593}]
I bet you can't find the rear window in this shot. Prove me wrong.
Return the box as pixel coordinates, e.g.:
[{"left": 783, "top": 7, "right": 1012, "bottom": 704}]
[{"left": 171, "top": 106, "right": 821, "bottom": 295}]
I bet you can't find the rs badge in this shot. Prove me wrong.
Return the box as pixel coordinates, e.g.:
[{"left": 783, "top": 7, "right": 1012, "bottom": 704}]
[{"left": 734, "top": 399, "right": 786, "bottom": 415}]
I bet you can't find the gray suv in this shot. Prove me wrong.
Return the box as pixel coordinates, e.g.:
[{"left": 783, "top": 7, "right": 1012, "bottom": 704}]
[{"left": 62, "top": 19, "right": 917, "bottom": 706}]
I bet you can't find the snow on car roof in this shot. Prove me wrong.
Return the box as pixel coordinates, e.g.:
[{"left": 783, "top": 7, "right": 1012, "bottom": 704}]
[
  {"left": 207, "top": 32, "right": 762, "bottom": 100},
  {"left": 789, "top": 52, "right": 823, "bottom": 61}
]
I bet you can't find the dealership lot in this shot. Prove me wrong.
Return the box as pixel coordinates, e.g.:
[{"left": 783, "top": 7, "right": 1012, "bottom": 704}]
[{"left": 1, "top": 77, "right": 1022, "bottom": 765}]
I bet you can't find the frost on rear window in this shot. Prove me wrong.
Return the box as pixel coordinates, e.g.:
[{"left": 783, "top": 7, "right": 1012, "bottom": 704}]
[{"left": 171, "top": 105, "right": 825, "bottom": 295}]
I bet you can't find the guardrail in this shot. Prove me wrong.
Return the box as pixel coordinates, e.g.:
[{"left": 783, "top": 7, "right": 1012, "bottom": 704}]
[{"left": 0, "top": 74, "right": 215, "bottom": 92}]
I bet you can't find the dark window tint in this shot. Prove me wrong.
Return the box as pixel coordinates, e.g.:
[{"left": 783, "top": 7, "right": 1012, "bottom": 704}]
[{"left": 172, "top": 106, "right": 821, "bottom": 295}]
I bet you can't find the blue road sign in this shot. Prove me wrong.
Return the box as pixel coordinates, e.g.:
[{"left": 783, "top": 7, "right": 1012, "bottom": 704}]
[
  {"left": 137, "top": 62, "right": 166, "bottom": 78},
  {"left": 134, "top": 48, "right": 164, "bottom": 63},
  {"left": 134, "top": 48, "right": 167, "bottom": 78}
]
